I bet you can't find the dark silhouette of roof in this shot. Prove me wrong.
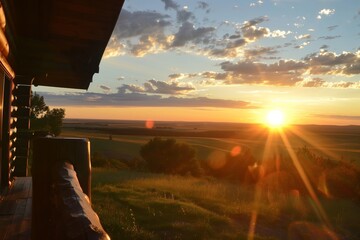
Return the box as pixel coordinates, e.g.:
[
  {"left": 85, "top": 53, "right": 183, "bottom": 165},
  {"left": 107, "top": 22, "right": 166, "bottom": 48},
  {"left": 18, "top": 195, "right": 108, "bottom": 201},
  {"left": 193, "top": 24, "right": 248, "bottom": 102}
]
[{"left": 2, "top": 0, "right": 125, "bottom": 89}]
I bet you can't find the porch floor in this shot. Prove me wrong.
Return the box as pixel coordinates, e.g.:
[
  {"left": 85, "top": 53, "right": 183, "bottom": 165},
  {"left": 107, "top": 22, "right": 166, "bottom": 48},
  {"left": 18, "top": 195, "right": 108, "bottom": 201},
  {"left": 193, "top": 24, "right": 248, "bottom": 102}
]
[{"left": 0, "top": 177, "right": 32, "bottom": 240}]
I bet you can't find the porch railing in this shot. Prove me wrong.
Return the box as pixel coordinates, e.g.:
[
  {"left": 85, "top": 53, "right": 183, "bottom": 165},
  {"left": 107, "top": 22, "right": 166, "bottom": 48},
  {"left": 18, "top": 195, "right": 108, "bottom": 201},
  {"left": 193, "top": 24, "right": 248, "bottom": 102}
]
[{"left": 32, "top": 137, "right": 109, "bottom": 240}]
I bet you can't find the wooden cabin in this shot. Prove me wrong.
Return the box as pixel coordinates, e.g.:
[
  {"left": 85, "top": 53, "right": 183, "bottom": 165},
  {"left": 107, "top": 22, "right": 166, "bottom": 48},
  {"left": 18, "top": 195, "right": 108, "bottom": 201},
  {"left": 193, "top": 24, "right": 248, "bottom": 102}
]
[{"left": 0, "top": 1, "right": 125, "bottom": 239}]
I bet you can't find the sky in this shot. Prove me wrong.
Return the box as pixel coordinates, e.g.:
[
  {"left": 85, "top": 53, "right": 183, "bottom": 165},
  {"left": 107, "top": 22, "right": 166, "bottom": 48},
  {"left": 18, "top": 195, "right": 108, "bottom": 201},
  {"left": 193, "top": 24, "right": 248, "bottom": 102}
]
[{"left": 34, "top": 0, "right": 360, "bottom": 125}]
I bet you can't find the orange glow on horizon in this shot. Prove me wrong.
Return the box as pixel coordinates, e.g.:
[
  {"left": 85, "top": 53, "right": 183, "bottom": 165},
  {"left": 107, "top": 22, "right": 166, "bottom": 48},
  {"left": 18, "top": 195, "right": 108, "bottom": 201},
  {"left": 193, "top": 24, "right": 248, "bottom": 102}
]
[{"left": 266, "top": 109, "right": 286, "bottom": 128}]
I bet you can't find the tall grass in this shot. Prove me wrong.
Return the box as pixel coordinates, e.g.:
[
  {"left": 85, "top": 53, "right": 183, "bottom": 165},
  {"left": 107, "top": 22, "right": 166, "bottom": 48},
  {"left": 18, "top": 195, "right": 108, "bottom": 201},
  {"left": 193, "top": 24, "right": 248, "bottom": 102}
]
[{"left": 92, "top": 169, "right": 334, "bottom": 240}]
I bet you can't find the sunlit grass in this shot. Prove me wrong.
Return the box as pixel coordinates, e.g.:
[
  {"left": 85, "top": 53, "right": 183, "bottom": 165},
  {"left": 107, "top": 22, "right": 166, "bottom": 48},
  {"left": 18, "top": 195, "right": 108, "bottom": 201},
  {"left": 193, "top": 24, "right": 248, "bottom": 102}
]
[
  {"left": 92, "top": 169, "right": 335, "bottom": 240},
  {"left": 65, "top": 124, "right": 360, "bottom": 239}
]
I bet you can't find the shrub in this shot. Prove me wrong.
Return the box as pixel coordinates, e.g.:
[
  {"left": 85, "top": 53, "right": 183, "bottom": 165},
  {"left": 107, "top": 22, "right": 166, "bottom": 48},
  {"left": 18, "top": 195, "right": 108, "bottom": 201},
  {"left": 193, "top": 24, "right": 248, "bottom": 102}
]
[
  {"left": 92, "top": 152, "right": 129, "bottom": 170},
  {"left": 140, "top": 137, "right": 202, "bottom": 176}
]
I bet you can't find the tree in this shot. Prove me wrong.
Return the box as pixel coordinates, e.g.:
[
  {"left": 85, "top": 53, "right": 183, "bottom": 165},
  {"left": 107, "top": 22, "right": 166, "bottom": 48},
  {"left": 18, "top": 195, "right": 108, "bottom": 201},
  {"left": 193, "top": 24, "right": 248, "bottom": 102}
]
[
  {"left": 30, "top": 93, "right": 49, "bottom": 118},
  {"left": 30, "top": 92, "right": 65, "bottom": 136},
  {"left": 140, "top": 137, "right": 202, "bottom": 176}
]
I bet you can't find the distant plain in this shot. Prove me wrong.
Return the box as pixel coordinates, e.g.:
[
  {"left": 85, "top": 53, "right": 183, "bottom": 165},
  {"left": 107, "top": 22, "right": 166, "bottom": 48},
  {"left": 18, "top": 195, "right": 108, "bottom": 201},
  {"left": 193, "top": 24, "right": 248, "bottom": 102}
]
[{"left": 62, "top": 119, "right": 360, "bottom": 165}]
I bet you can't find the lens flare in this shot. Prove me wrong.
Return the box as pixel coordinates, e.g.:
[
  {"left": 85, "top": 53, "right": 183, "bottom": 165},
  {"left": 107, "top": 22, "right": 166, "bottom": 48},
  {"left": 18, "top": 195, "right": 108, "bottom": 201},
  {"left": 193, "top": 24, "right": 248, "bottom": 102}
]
[{"left": 145, "top": 119, "right": 154, "bottom": 129}]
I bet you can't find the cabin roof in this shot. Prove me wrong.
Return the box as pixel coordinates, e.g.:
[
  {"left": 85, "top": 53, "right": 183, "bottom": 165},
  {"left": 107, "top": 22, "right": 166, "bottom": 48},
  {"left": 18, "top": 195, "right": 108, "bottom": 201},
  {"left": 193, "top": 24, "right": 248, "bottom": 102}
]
[{"left": 2, "top": 0, "right": 124, "bottom": 89}]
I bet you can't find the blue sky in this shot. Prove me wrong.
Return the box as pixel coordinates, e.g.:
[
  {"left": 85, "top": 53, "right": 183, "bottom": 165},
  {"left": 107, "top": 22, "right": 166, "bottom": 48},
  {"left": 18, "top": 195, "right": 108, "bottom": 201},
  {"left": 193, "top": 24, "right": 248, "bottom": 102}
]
[{"left": 35, "top": 0, "right": 360, "bottom": 125}]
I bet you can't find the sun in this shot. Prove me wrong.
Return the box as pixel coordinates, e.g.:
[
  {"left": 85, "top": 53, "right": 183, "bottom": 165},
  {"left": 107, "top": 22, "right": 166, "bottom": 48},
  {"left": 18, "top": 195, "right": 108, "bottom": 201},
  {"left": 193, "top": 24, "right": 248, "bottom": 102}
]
[{"left": 266, "top": 109, "right": 285, "bottom": 128}]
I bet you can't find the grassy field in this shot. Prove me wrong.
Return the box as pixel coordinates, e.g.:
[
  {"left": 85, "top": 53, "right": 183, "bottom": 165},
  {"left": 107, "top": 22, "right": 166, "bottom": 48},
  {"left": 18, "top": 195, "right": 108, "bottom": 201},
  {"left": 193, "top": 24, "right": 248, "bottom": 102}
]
[
  {"left": 60, "top": 120, "right": 360, "bottom": 239},
  {"left": 62, "top": 119, "right": 360, "bottom": 164},
  {"left": 92, "top": 169, "right": 360, "bottom": 240}
]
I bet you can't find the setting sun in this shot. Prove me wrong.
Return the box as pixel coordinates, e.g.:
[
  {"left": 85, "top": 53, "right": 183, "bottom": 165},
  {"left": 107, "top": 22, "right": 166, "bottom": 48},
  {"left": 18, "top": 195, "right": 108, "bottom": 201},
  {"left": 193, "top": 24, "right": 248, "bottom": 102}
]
[{"left": 266, "top": 110, "right": 285, "bottom": 128}]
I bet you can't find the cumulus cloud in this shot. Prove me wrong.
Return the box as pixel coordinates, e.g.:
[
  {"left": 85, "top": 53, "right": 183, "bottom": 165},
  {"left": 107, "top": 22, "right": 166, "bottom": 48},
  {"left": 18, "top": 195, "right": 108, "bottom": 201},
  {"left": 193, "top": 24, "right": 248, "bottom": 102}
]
[
  {"left": 105, "top": 9, "right": 172, "bottom": 57},
  {"left": 161, "top": 0, "right": 195, "bottom": 23},
  {"left": 172, "top": 21, "right": 215, "bottom": 47},
  {"left": 199, "top": 50, "right": 360, "bottom": 88},
  {"left": 268, "top": 30, "right": 292, "bottom": 38},
  {"left": 161, "top": 0, "right": 179, "bottom": 11},
  {"left": 242, "top": 26, "right": 270, "bottom": 42},
  {"left": 304, "top": 51, "right": 359, "bottom": 72},
  {"left": 295, "top": 34, "right": 311, "bottom": 40},
  {"left": 250, "top": 0, "right": 263, "bottom": 7},
  {"left": 317, "top": 9, "right": 335, "bottom": 19},
  {"left": 103, "top": 37, "right": 126, "bottom": 58},
  {"left": 218, "top": 60, "right": 307, "bottom": 86}
]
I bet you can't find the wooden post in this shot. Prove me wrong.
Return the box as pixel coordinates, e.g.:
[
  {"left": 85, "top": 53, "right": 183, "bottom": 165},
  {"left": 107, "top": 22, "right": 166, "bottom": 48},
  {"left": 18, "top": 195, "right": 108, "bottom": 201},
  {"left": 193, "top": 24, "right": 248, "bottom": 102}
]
[{"left": 32, "top": 137, "right": 94, "bottom": 240}]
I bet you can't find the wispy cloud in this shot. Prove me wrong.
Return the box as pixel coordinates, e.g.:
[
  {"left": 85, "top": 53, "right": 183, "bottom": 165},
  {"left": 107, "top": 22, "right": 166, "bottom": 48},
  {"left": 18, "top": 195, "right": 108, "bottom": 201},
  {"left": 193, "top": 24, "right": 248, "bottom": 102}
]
[
  {"left": 318, "top": 35, "right": 341, "bottom": 40},
  {"left": 312, "top": 114, "right": 360, "bottom": 121},
  {"left": 39, "top": 91, "right": 256, "bottom": 109},
  {"left": 119, "top": 79, "right": 195, "bottom": 95},
  {"left": 100, "top": 85, "right": 111, "bottom": 92}
]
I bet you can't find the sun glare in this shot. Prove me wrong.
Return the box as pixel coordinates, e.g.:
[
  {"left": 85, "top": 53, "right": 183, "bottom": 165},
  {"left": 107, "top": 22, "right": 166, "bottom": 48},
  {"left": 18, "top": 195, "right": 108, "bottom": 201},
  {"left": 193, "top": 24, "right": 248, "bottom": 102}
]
[{"left": 266, "top": 110, "right": 285, "bottom": 128}]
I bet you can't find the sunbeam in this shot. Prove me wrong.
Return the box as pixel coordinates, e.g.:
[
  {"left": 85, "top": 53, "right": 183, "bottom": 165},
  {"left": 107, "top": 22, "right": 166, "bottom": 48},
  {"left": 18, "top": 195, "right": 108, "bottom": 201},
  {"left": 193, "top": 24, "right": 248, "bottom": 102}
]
[
  {"left": 278, "top": 129, "right": 337, "bottom": 238},
  {"left": 288, "top": 126, "right": 339, "bottom": 161}
]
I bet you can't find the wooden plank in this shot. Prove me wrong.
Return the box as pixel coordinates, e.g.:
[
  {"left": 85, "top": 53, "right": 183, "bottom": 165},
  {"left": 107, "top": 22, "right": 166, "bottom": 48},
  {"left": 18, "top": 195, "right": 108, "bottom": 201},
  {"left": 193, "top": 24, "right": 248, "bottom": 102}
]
[{"left": 0, "top": 177, "right": 32, "bottom": 240}]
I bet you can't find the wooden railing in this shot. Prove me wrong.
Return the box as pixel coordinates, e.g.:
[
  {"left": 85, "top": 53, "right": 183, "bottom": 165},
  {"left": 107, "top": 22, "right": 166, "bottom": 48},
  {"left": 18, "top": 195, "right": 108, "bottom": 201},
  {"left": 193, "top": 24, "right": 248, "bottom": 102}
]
[{"left": 32, "top": 137, "right": 109, "bottom": 240}]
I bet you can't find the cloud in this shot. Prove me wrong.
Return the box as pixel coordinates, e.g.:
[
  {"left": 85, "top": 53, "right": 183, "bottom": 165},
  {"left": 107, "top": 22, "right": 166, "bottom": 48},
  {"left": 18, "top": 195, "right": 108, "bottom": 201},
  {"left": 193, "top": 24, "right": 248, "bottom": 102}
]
[
  {"left": 197, "top": 1, "right": 210, "bottom": 11},
  {"left": 161, "top": 0, "right": 179, "bottom": 11},
  {"left": 218, "top": 60, "right": 307, "bottom": 86},
  {"left": 100, "top": 85, "right": 111, "bottom": 92},
  {"left": 319, "top": 9, "right": 336, "bottom": 16},
  {"left": 320, "top": 45, "right": 329, "bottom": 49},
  {"left": 304, "top": 51, "right": 359, "bottom": 73},
  {"left": 104, "top": 10, "right": 172, "bottom": 57},
  {"left": 177, "top": 9, "right": 194, "bottom": 23},
  {"left": 160, "top": 0, "right": 195, "bottom": 23},
  {"left": 130, "top": 34, "right": 173, "bottom": 57},
  {"left": 318, "top": 35, "right": 341, "bottom": 40},
  {"left": 103, "top": 37, "right": 126, "bottom": 58},
  {"left": 294, "top": 41, "right": 310, "bottom": 49},
  {"left": 317, "top": 9, "right": 335, "bottom": 19},
  {"left": 117, "top": 76, "right": 125, "bottom": 81},
  {"left": 268, "top": 30, "right": 292, "bottom": 38},
  {"left": 312, "top": 114, "right": 360, "bottom": 121},
  {"left": 112, "top": 10, "right": 171, "bottom": 39},
  {"left": 172, "top": 21, "right": 215, "bottom": 47},
  {"left": 199, "top": 50, "right": 360, "bottom": 87},
  {"left": 242, "top": 26, "right": 270, "bottom": 42},
  {"left": 168, "top": 73, "right": 184, "bottom": 80},
  {"left": 119, "top": 79, "right": 196, "bottom": 95},
  {"left": 39, "top": 91, "right": 256, "bottom": 109},
  {"left": 250, "top": 0, "right": 263, "bottom": 7},
  {"left": 295, "top": 34, "right": 311, "bottom": 40},
  {"left": 244, "top": 46, "right": 279, "bottom": 59},
  {"left": 242, "top": 16, "right": 269, "bottom": 29},
  {"left": 327, "top": 25, "right": 338, "bottom": 31}
]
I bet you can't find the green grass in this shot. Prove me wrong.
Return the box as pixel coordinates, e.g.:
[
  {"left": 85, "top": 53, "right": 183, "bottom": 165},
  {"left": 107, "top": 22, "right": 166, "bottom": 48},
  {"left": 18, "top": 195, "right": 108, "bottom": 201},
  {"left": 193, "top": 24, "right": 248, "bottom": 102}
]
[
  {"left": 62, "top": 128, "right": 360, "bottom": 239},
  {"left": 92, "top": 169, "right": 244, "bottom": 240},
  {"left": 93, "top": 169, "right": 351, "bottom": 240},
  {"left": 92, "top": 169, "right": 360, "bottom": 240}
]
